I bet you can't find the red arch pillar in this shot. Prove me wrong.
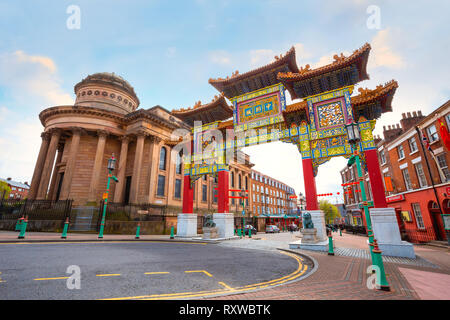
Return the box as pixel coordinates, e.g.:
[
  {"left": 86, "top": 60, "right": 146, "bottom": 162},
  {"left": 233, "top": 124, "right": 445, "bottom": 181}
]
[
  {"left": 182, "top": 174, "right": 194, "bottom": 213},
  {"left": 217, "top": 170, "right": 229, "bottom": 213},
  {"left": 302, "top": 158, "right": 318, "bottom": 210},
  {"left": 364, "top": 149, "right": 387, "bottom": 208}
]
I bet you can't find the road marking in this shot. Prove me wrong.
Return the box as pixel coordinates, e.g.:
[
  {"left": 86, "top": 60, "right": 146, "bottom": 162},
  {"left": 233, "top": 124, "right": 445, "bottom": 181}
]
[
  {"left": 144, "top": 272, "right": 170, "bottom": 275},
  {"left": 218, "top": 281, "right": 234, "bottom": 291},
  {"left": 184, "top": 270, "right": 213, "bottom": 277},
  {"left": 96, "top": 274, "right": 121, "bottom": 277},
  {"left": 34, "top": 277, "right": 69, "bottom": 281},
  {"left": 104, "top": 250, "right": 307, "bottom": 300}
]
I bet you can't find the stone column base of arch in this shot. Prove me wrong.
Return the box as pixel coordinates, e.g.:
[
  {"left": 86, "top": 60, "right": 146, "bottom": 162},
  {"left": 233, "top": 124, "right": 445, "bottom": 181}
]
[
  {"left": 213, "top": 213, "right": 236, "bottom": 239},
  {"left": 305, "top": 210, "right": 327, "bottom": 242},
  {"left": 176, "top": 213, "right": 198, "bottom": 238},
  {"left": 370, "top": 207, "right": 416, "bottom": 259}
]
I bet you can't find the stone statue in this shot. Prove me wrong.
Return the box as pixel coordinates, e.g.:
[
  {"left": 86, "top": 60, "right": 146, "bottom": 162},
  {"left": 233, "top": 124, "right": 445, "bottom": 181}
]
[
  {"left": 303, "top": 212, "right": 314, "bottom": 229},
  {"left": 203, "top": 214, "right": 216, "bottom": 228}
]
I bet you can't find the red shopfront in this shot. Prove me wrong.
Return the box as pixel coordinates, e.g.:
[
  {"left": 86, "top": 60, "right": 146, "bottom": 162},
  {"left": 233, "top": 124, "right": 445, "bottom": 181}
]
[{"left": 386, "top": 184, "right": 450, "bottom": 243}]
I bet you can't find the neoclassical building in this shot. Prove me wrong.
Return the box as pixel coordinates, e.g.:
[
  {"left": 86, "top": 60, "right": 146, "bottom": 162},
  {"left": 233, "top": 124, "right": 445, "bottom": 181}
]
[{"left": 28, "top": 72, "right": 260, "bottom": 214}]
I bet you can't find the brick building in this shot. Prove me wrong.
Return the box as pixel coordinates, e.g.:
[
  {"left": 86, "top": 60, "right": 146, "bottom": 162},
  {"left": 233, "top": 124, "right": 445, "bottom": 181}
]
[
  {"left": 340, "top": 101, "right": 450, "bottom": 242},
  {"left": 0, "top": 178, "right": 30, "bottom": 200}
]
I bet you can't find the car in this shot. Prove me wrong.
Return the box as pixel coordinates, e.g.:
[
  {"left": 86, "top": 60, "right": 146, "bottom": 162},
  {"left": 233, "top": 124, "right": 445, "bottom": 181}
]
[
  {"left": 265, "top": 225, "right": 280, "bottom": 233},
  {"left": 244, "top": 225, "right": 257, "bottom": 235}
]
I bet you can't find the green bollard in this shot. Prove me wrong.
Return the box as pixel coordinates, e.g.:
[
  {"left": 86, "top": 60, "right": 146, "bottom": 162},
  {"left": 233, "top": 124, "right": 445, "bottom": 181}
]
[
  {"left": 15, "top": 216, "right": 24, "bottom": 231},
  {"left": 135, "top": 222, "right": 141, "bottom": 239},
  {"left": 249, "top": 228, "right": 252, "bottom": 238},
  {"left": 238, "top": 229, "right": 241, "bottom": 238},
  {"left": 18, "top": 216, "right": 28, "bottom": 239},
  {"left": 170, "top": 226, "right": 175, "bottom": 239},
  {"left": 372, "top": 239, "right": 390, "bottom": 291},
  {"left": 61, "top": 217, "right": 69, "bottom": 239},
  {"left": 339, "top": 228, "right": 342, "bottom": 237},
  {"left": 327, "top": 230, "right": 334, "bottom": 256}
]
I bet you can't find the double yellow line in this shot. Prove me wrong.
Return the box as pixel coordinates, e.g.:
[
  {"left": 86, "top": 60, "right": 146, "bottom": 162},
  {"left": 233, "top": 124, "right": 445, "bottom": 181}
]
[{"left": 103, "top": 251, "right": 307, "bottom": 300}]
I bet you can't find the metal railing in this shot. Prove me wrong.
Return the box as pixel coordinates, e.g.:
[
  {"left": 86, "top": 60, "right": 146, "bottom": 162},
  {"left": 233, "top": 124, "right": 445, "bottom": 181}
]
[
  {"left": 401, "top": 227, "right": 441, "bottom": 244},
  {"left": 0, "top": 199, "right": 73, "bottom": 221}
]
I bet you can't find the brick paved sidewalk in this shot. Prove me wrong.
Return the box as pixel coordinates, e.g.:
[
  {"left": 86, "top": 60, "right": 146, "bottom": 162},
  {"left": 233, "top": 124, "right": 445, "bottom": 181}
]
[{"left": 207, "top": 251, "right": 428, "bottom": 300}]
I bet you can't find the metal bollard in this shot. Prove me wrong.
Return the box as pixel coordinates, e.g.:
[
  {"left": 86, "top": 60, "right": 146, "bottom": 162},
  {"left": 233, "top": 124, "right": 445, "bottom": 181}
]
[
  {"left": 15, "top": 216, "right": 24, "bottom": 231},
  {"left": 61, "top": 217, "right": 69, "bottom": 239},
  {"left": 18, "top": 216, "right": 28, "bottom": 239},
  {"left": 372, "top": 239, "right": 390, "bottom": 291},
  {"left": 135, "top": 222, "right": 141, "bottom": 239},
  {"left": 327, "top": 229, "right": 334, "bottom": 256},
  {"left": 237, "top": 229, "right": 241, "bottom": 238},
  {"left": 170, "top": 226, "right": 175, "bottom": 239},
  {"left": 249, "top": 228, "right": 252, "bottom": 238}
]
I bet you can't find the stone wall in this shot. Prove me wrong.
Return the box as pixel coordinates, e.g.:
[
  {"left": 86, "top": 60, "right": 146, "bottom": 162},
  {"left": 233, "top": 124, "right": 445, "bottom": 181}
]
[{"left": 0, "top": 220, "right": 65, "bottom": 232}]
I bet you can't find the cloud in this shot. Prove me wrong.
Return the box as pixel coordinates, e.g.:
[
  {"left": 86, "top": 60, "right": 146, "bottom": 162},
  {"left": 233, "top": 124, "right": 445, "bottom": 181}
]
[
  {"left": 0, "top": 50, "right": 73, "bottom": 106},
  {"left": 369, "top": 28, "right": 405, "bottom": 69},
  {"left": 208, "top": 50, "right": 232, "bottom": 65},
  {"left": 249, "top": 49, "right": 275, "bottom": 67},
  {"left": 0, "top": 117, "right": 42, "bottom": 183}
]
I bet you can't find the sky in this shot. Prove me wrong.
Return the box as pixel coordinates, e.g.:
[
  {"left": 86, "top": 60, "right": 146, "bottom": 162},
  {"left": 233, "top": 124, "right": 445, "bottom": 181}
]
[{"left": 0, "top": 0, "right": 449, "bottom": 203}]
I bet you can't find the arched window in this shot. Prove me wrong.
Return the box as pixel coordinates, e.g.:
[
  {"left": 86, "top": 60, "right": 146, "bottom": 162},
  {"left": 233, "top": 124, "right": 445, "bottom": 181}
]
[
  {"left": 176, "top": 150, "right": 183, "bottom": 174},
  {"left": 159, "top": 147, "right": 167, "bottom": 170},
  {"left": 238, "top": 174, "right": 242, "bottom": 190},
  {"left": 245, "top": 176, "right": 248, "bottom": 191},
  {"left": 231, "top": 172, "right": 235, "bottom": 187}
]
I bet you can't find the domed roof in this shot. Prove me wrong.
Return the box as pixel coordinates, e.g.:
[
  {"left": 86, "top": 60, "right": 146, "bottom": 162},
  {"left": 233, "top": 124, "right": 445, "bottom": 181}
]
[{"left": 74, "top": 72, "right": 139, "bottom": 106}]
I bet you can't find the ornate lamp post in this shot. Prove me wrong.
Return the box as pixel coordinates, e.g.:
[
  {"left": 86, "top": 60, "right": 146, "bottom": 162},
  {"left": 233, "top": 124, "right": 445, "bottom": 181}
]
[
  {"left": 98, "top": 154, "right": 119, "bottom": 239},
  {"left": 346, "top": 121, "right": 390, "bottom": 290}
]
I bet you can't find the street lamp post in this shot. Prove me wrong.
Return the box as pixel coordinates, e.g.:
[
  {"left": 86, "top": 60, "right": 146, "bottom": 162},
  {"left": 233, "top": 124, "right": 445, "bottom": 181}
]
[
  {"left": 98, "top": 154, "right": 119, "bottom": 239},
  {"left": 346, "top": 121, "right": 389, "bottom": 290}
]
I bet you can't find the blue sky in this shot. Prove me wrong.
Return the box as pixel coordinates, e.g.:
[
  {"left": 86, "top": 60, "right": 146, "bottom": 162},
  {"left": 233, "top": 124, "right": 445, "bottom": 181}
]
[{"left": 0, "top": 0, "right": 449, "bottom": 201}]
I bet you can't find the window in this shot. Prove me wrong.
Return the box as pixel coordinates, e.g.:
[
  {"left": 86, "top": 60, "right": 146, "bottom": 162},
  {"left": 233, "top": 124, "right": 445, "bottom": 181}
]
[
  {"left": 427, "top": 125, "right": 439, "bottom": 142},
  {"left": 238, "top": 174, "right": 242, "bottom": 189},
  {"left": 245, "top": 176, "right": 248, "bottom": 191},
  {"left": 401, "top": 168, "right": 413, "bottom": 190},
  {"left": 436, "top": 154, "right": 450, "bottom": 182},
  {"left": 202, "top": 185, "right": 207, "bottom": 202},
  {"left": 379, "top": 150, "right": 386, "bottom": 164},
  {"left": 159, "top": 147, "right": 167, "bottom": 170},
  {"left": 411, "top": 203, "right": 425, "bottom": 229},
  {"left": 157, "top": 175, "right": 165, "bottom": 196},
  {"left": 174, "top": 179, "right": 181, "bottom": 198},
  {"left": 231, "top": 172, "right": 234, "bottom": 187},
  {"left": 409, "top": 137, "right": 418, "bottom": 153},
  {"left": 397, "top": 145, "right": 405, "bottom": 159},
  {"left": 212, "top": 187, "right": 217, "bottom": 203},
  {"left": 446, "top": 113, "right": 450, "bottom": 130},
  {"left": 175, "top": 151, "right": 183, "bottom": 174},
  {"left": 414, "top": 163, "right": 428, "bottom": 188}
]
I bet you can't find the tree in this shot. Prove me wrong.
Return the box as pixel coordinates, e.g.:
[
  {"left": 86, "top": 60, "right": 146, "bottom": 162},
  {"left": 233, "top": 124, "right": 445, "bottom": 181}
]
[
  {"left": 319, "top": 200, "right": 341, "bottom": 224},
  {"left": 0, "top": 180, "right": 11, "bottom": 200}
]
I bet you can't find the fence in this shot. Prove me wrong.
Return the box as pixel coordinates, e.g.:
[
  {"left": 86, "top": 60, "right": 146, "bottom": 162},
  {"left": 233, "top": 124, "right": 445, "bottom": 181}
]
[
  {"left": 0, "top": 199, "right": 73, "bottom": 221},
  {"left": 401, "top": 227, "right": 441, "bottom": 244}
]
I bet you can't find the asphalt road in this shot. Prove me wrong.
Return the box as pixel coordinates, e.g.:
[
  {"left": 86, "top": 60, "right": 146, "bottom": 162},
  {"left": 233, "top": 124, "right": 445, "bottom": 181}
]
[{"left": 0, "top": 241, "right": 308, "bottom": 300}]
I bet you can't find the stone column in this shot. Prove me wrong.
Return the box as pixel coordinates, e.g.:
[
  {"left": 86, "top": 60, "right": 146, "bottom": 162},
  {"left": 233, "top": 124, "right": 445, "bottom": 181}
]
[
  {"left": 48, "top": 143, "right": 64, "bottom": 200},
  {"left": 113, "top": 135, "right": 130, "bottom": 203},
  {"left": 59, "top": 127, "right": 83, "bottom": 200},
  {"left": 28, "top": 132, "right": 51, "bottom": 200},
  {"left": 37, "top": 129, "right": 61, "bottom": 199},
  {"left": 129, "top": 131, "right": 146, "bottom": 204},
  {"left": 146, "top": 136, "right": 161, "bottom": 202},
  {"left": 87, "top": 130, "right": 109, "bottom": 203}
]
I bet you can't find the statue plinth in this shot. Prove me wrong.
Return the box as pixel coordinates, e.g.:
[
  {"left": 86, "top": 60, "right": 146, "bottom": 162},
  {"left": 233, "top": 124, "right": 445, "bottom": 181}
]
[
  {"left": 301, "top": 228, "right": 318, "bottom": 244},
  {"left": 202, "top": 227, "right": 219, "bottom": 240}
]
